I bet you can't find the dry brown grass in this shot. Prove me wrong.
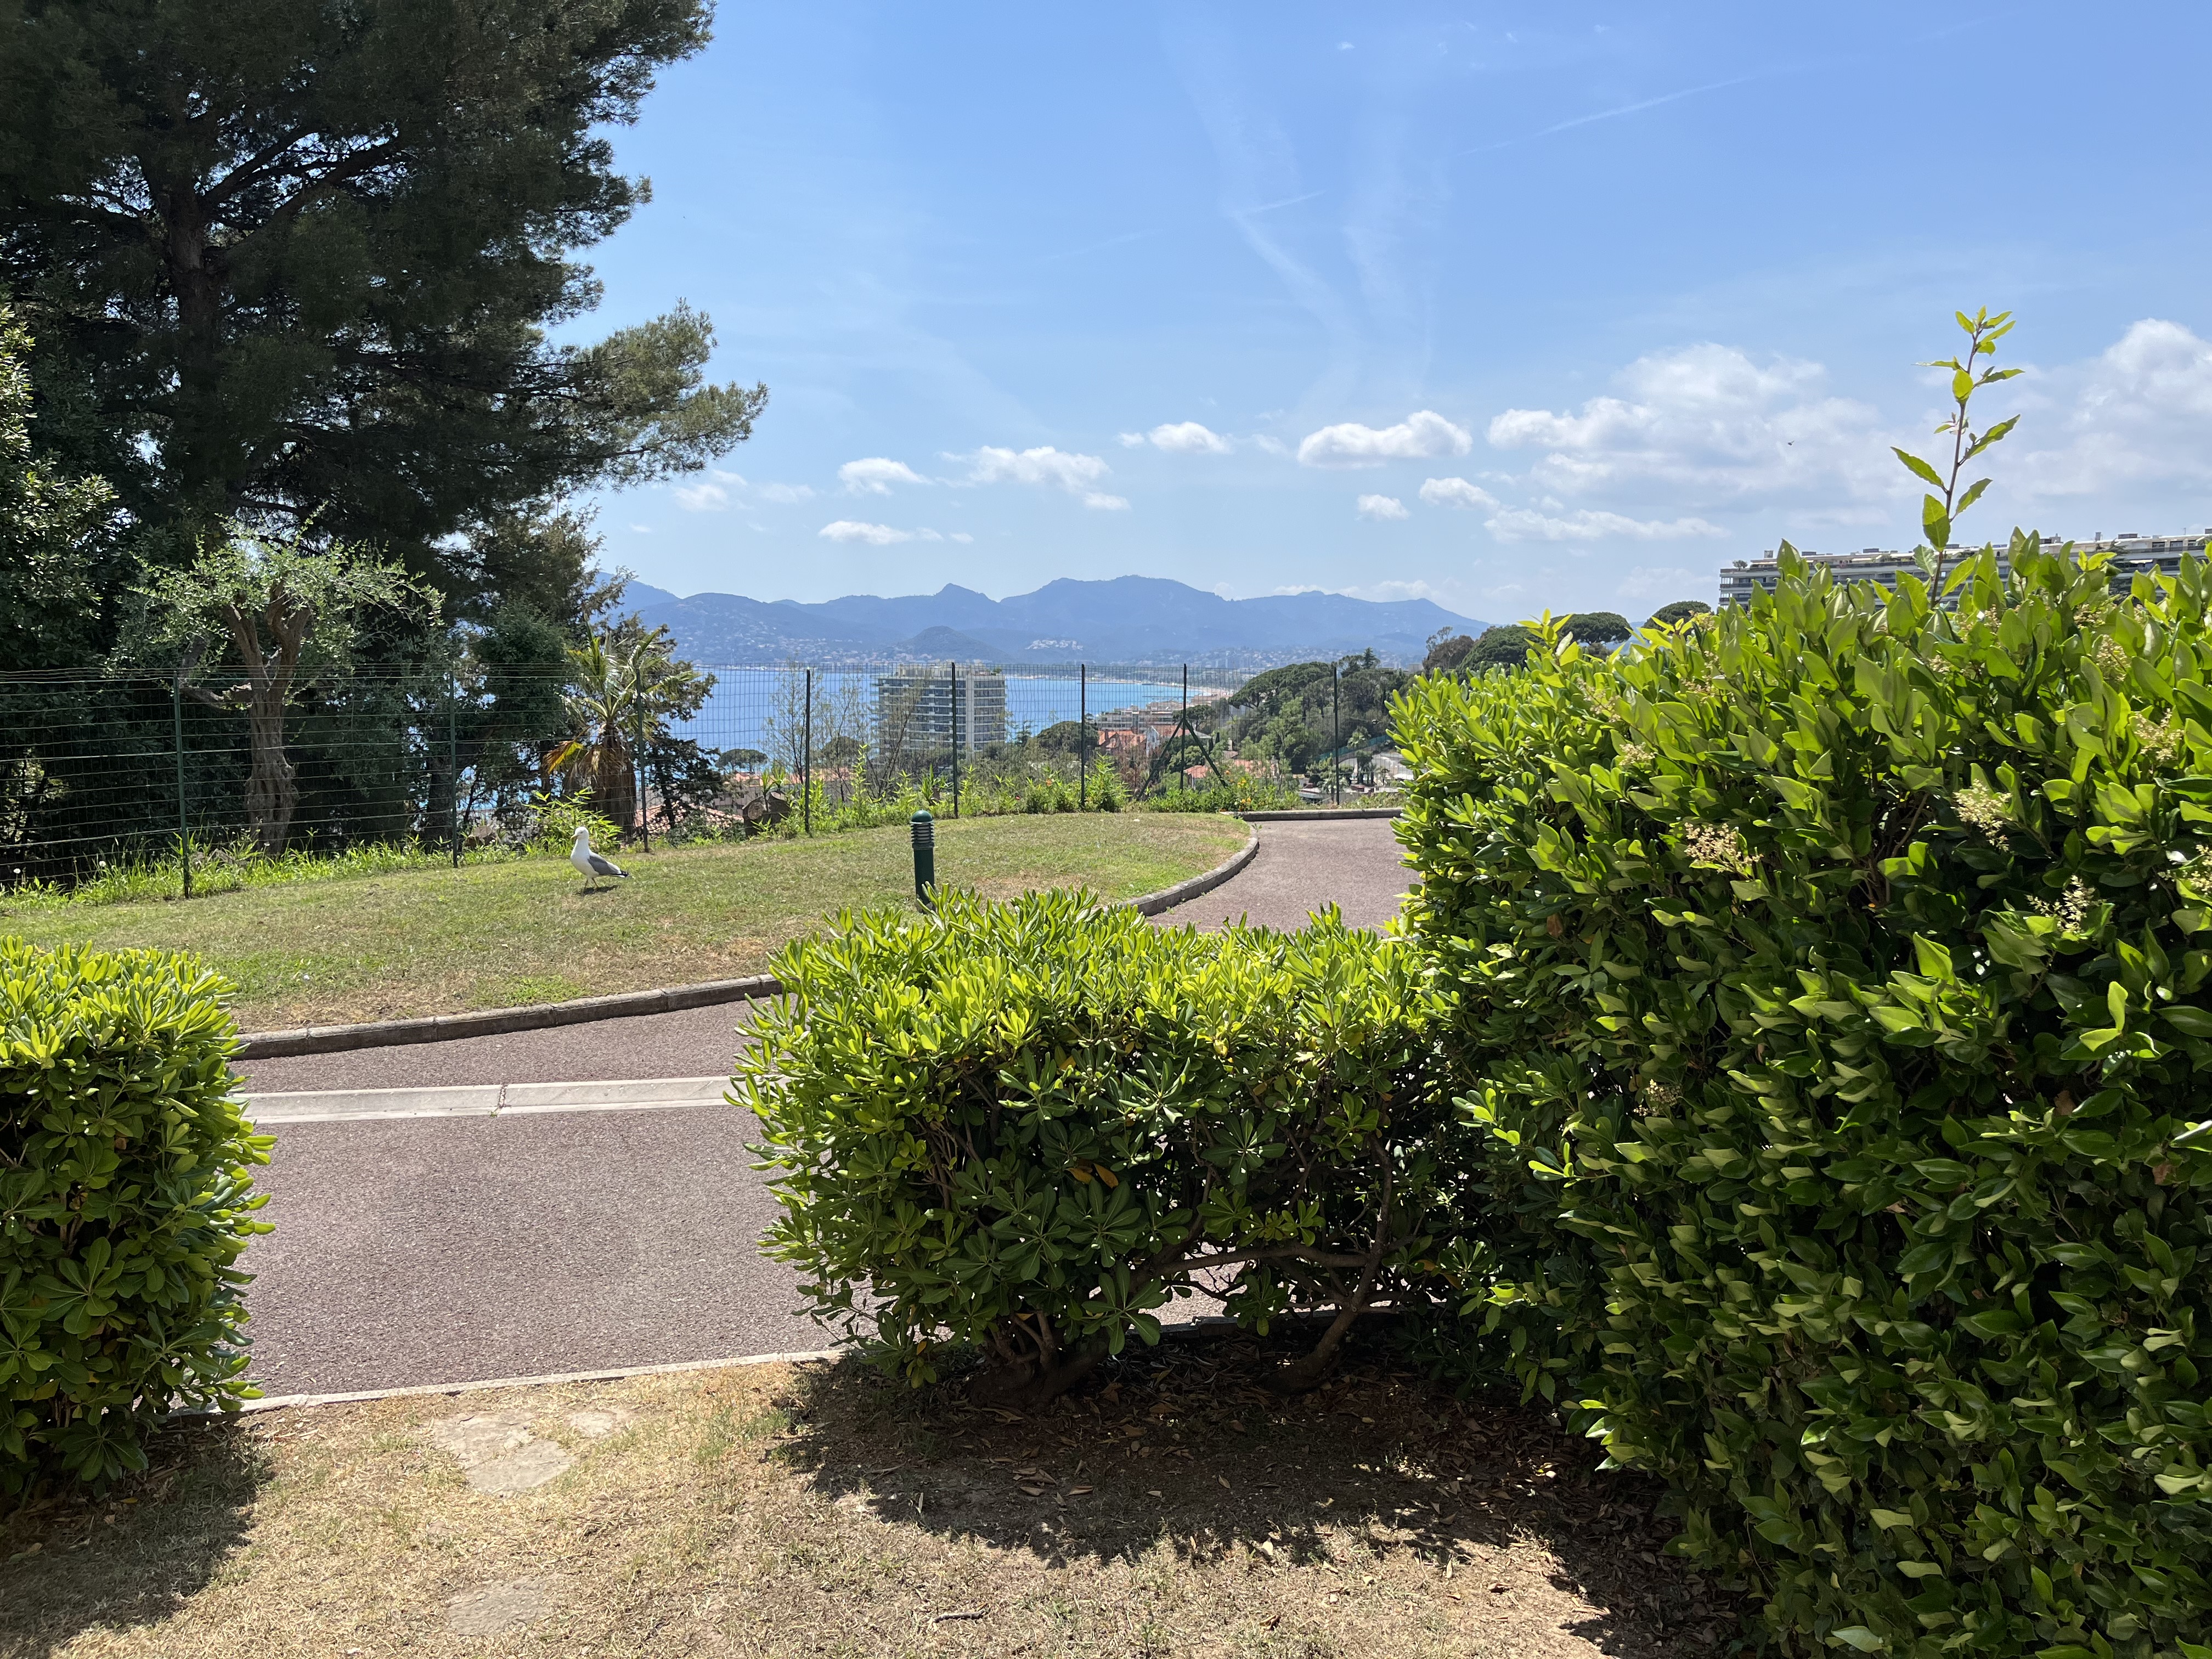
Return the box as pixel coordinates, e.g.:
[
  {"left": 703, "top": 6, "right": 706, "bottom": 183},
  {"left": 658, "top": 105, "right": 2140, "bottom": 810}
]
[{"left": 0, "top": 1338, "right": 1736, "bottom": 1658}]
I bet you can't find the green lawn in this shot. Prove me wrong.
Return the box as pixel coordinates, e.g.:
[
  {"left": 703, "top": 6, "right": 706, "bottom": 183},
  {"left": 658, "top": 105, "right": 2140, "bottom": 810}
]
[{"left": 0, "top": 814, "right": 1248, "bottom": 1031}]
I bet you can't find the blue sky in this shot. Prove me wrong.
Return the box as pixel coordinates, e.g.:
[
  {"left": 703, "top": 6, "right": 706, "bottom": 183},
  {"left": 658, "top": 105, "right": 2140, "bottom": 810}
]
[{"left": 580, "top": 2, "right": 2212, "bottom": 625}]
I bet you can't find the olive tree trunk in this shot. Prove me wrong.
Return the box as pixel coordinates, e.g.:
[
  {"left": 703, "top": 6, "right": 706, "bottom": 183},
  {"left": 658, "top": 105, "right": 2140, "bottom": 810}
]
[{"left": 183, "top": 591, "right": 314, "bottom": 856}]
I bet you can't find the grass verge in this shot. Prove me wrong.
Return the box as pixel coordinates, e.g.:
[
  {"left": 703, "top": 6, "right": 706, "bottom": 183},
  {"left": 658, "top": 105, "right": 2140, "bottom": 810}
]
[
  {"left": 0, "top": 814, "right": 1248, "bottom": 1031},
  {"left": 0, "top": 1338, "right": 1733, "bottom": 1659}
]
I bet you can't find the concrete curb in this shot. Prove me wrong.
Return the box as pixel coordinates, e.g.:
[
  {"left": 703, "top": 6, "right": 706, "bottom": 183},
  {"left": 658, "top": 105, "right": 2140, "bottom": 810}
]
[
  {"left": 181, "top": 1349, "right": 837, "bottom": 1419},
  {"left": 236, "top": 973, "right": 782, "bottom": 1060},
  {"left": 246, "top": 1074, "right": 733, "bottom": 1125},
  {"left": 1125, "top": 820, "right": 1259, "bottom": 916},
  {"left": 1235, "top": 808, "right": 1402, "bottom": 822},
  {"left": 234, "top": 823, "right": 1262, "bottom": 1059}
]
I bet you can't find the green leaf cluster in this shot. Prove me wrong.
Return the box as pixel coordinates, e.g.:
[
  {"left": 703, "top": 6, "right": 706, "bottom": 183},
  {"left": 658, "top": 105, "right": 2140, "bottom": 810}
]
[
  {"left": 1393, "top": 538, "right": 2212, "bottom": 1657},
  {"left": 740, "top": 888, "right": 1458, "bottom": 1395},
  {"left": 0, "top": 939, "right": 269, "bottom": 1493}
]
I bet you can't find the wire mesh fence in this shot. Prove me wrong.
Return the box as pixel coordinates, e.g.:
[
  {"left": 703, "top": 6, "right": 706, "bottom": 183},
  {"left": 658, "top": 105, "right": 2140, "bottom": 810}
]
[{"left": 0, "top": 659, "right": 1362, "bottom": 895}]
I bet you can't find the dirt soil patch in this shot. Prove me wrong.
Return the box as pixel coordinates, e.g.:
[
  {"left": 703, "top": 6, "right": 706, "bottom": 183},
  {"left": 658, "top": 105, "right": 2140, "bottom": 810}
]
[{"left": 0, "top": 1336, "right": 1739, "bottom": 1657}]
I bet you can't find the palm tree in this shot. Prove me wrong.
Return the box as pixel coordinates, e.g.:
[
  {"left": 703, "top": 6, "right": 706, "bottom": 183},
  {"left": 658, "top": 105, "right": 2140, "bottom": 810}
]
[{"left": 551, "top": 626, "right": 714, "bottom": 836}]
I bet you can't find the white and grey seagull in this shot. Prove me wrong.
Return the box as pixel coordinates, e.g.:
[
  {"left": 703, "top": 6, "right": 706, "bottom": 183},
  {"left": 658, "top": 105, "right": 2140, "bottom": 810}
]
[{"left": 570, "top": 825, "right": 629, "bottom": 891}]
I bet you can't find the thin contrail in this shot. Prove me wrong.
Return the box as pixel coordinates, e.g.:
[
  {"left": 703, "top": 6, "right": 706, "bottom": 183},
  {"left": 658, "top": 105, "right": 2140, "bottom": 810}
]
[
  {"left": 1038, "top": 226, "right": 1166, "bottom": 264},
  {"left": 1231, "top": 188, "right": 1327, "bottom": 219},
  {"left": 1459, "top": 70, "right": 1772, "bottom": 155}
]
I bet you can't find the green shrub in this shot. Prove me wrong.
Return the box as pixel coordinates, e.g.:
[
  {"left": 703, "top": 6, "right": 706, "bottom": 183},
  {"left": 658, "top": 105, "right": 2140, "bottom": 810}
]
[
  {"left": 528, "top": 787, "right": 622, "bottom": 853},
  {"left": 1, "top": 940, "right": 270, "bottom": 1492},
  {"left": 739, "top": 887, "right": 1455, "bottom": 1402},
  {"left": 1140, "top": 772, "right": 1301, "bottom": 812},
  {"left": 1393, "top": 540, "right": 2212, "bottom": 1659}
]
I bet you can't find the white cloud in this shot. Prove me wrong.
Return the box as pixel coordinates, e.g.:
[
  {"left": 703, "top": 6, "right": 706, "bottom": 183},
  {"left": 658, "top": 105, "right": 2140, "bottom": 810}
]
[
  {"left": 1485, "top": 507, "right": 1725, "bottom": 542},
  {"left": 1485, "top": 345, "right": 1891, "bottom": 505},
  {"left": 1252, "top": 436, "right": 1289, "bottom": 456},
  {"left": 627, "top": 524, "right": 653, "bottom": 534},
  {"left": 1473, "top": 325, "right": 2212, "bottom": 540},
  {"left": 1357, "top": 494, "right": 1410, "bottom": 521},
  {"left": 1118, "top": 432, "right": 1147, "bottom": 448},
  {"left": 672, "top": 476, "right": 734, "bottom": 511},
  {"left": 1298, "top": 410, "right": 1473, "bottom": 469},
  {"left": 818, "top": 520, "right": 912, "bottom": 545},
  {"left": 2012, "top": 320, "right": 2212, "bottom": 498},
  {"left": 950, "top": 531, "right": 974, "bottom": 543},
  {"left": 1419, "top": 476, "right": 1499, "bottom": 510},
  {"left": 961, "top": 445, "right": 1124, "bottom": 509},
  {"left": 1617, "top": 565, "right": 1705, "bottom": 602},
  {"left": 1147, "top": 421, "right": 1231, "bottom": 454},
  {"left": 678, "top": 469, "right": 816, "bottom": 511},
  {"left": 838, "top": 458, "right": 928, "bottom": 495}
]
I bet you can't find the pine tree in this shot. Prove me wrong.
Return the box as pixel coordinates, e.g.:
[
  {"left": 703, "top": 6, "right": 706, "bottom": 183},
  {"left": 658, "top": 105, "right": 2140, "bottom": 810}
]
[{"left": 0, "top": 0, "right": 763, "bottom": 597}]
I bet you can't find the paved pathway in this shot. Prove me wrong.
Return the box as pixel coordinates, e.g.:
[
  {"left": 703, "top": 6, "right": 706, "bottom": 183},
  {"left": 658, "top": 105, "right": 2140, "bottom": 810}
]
[
  {"left": 1149, "top": 815, "right": 1411, "bottom": 934},
  {"left": 237, "top": 819, "right": 1414, "bottom": 1395}
]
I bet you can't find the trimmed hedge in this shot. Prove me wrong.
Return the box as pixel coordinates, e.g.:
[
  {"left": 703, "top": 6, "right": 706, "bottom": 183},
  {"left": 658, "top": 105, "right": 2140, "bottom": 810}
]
[
  {"left": 2, "top": 939, "right": 269, "bottom": 1492},
  {"left": 740, "top": 888, "right": 1457, "bottom": 1400},
  {"left": 1393, "top": 541, "right": 2212, "bottom": 1658}
]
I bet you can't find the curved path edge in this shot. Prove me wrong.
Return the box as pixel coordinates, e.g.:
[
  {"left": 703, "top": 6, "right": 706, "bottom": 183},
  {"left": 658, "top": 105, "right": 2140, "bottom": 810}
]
[{"left": 235, "top": 822, "right": 1261, "bottom": 1060}]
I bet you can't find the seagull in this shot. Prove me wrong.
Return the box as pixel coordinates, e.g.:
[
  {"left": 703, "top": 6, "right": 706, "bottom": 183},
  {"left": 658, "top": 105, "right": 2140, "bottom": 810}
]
[{"left": 571, "top": 826, "right": 628, "bottom": 891}]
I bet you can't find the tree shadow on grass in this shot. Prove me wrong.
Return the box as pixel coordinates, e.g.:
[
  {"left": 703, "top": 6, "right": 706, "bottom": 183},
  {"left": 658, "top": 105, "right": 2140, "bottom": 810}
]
[
  {"left": 0, "top": 1417, "right": 270, "bottom": 1657},
  {"left": 770, "top": 1329, "right": 1743, "bottom": 1659}
]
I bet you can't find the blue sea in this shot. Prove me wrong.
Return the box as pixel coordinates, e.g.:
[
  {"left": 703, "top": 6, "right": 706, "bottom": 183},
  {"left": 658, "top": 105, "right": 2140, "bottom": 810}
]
[{"left": 669, "top": 667, "right": 1190, "bottom": 758}]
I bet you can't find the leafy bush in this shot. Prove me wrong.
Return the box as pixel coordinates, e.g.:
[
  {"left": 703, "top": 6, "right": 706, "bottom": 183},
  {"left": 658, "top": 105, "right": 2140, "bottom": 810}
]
[
  {"left": 740, "top": 888, "right": 1456, "bottom": 1402},
  {"left": 1139, "top": 771, "right": 1301, "bottom": 813},
  {"left": 1, "top": 940, "right": 270, "bottom": 1492},
  {"left": 961, "top": 759, "right": 1126, "bottom": 816},
  {"left": 526, "top": 787, "right": 622, "bottom": 854},
  {"left": 1393, "top": 541, "right": 2212, "bottom": 1658}
]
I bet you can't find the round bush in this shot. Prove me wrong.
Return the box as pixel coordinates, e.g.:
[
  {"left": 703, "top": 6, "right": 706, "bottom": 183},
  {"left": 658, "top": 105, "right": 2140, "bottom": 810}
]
[
  {"left": 739, "top": 887, "right": 1456, "bottom": 1401},
  {"left": 1, "top": 939, "right": 270, "bottom": 1492}
]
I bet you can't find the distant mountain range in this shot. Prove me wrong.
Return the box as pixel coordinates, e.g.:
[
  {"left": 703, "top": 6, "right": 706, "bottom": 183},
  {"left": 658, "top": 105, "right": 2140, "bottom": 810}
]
[{"left": 619, "top": 575, "right": 1488, "bottom": 669}]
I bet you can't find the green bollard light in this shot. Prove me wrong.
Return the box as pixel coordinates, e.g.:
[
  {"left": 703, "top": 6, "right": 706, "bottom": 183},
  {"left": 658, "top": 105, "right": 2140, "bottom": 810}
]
[{"left": 910, "top": 808, "right": 935, "bottom": 908}]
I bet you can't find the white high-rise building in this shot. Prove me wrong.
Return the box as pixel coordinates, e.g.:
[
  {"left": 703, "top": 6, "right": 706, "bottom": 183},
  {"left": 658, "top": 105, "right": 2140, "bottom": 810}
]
[
  {"left": 1718, "top": 532, "right": 2209, "bottom": 607},
  {"left": 871, "top": 668, "right": 1008, "bottom": 762}
]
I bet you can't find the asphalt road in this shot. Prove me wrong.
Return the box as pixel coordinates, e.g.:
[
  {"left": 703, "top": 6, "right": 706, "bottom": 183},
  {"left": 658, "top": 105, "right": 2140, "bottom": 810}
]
[
  {"left": 245, "top": 1105, "right": 819, "bottom": 1396},
  {"left": 1149, "top": 815, "right": 1412, "bottom": 934},
  {"left": 236, "top": 817, "right": 1415, "bottom": 1395}
]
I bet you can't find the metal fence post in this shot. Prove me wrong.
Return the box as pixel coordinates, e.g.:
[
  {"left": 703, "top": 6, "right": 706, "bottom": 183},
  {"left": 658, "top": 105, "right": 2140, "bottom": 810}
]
[
  {"left": 949, "top": 658, "right": 960, "bottom": 819},
  {"left": 1078, "top": 662, "right": 1086, "bottom": 809},
  {"left": 803, "top": 667, "right": 812, "bottom": 836},
  {"left": 1332, "top": 664, "right": 1341, "bottom": 806},
  {"left": 635, "top": 701, "right": 650, "bottom": 854},
  {"left": 448, "top": 686, "right": 460, "bottom": 867},
  {"left": 172, "top": 668, "right": 193, "bottom": 899}
]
